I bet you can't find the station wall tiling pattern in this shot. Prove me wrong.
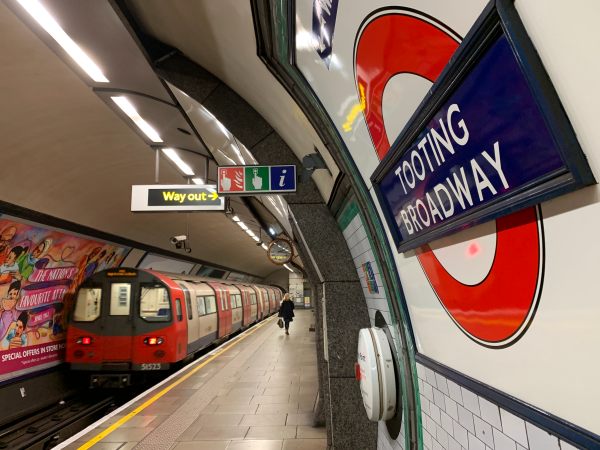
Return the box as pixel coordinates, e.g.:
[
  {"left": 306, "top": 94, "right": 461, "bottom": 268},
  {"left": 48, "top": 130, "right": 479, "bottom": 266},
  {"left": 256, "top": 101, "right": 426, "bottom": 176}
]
[{"left": 416, "top": 363, "right": 579, "bottom": 450}]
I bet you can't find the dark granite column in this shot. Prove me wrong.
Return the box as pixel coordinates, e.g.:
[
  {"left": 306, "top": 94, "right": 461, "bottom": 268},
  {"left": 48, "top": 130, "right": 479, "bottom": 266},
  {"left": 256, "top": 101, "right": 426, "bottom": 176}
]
[{"left": 156, "top": 54, "right": 377, "bottom": 449}]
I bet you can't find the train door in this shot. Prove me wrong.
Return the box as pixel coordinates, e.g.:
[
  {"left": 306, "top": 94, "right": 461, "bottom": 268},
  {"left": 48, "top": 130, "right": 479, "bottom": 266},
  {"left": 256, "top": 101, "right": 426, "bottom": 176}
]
[
  {"left": 248, "top": 288, "right": 258, "bottom": 322},
  {"left": 229, "top": 286, "right": 243, "bottom": 333},
  {"left": 252, "top": 286, "right": 263, "bottom": 319},
  {"left": 195, "top": 283, "right": 218, "bottom": 349},
  {"left": 178, "top": 282, "right": 198, "bottom": 353},
  {"left": 234, "top": 284, "right": 251, "bottom": 327},
  {"left": 274, "top": 289, "right": 282, "bottom": 313},
  {"left": 101, "top": 280, "right": 134, "bottom": 362},
  {"left": 266, "top": 287, "right": 277, "bottom": 313},
  {"left": 209, "top": 282, "right": 231, "bottom": 338},
  {"left": 244, "top": 286, "right": 255, "bottom": 326},
  {"left": 259, "top": 287, "right": 270, "bottom": 315}
]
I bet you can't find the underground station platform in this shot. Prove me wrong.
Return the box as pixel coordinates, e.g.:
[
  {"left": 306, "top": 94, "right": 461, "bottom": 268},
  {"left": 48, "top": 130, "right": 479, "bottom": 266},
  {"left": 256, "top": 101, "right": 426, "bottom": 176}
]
[{"left": 57, "top": 310, "right": 325, "bottom": 450}]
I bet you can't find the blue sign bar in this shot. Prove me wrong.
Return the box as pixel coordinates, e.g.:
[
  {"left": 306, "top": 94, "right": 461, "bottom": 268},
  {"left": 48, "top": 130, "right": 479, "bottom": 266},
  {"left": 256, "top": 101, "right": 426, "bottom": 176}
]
[
  {"left": 270, "top": 165, "right": 296, "bottom": 191},
  {"left": 373, "top": 16, "right": 595, "bottom": 252}
]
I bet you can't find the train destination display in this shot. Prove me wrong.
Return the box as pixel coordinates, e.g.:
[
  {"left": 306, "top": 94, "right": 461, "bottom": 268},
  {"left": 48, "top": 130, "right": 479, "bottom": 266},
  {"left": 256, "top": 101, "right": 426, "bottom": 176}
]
[
  {"left": 131, "top": 185, "right": 224, "bottom": 211},
  {"left": 373, "top": 33, "right": 595, "bottom": 252}
]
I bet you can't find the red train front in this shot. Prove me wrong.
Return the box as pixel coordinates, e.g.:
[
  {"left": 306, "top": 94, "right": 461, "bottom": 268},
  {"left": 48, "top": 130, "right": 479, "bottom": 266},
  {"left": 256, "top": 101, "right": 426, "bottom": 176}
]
[{"left": 66, "top": 268, "right": 281, "bottom": 387}]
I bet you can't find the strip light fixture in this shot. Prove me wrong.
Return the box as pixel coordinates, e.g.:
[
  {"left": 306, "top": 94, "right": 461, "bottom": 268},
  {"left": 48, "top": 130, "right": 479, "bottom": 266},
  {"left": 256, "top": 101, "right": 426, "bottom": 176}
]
[
  {"left": 111, "top": 96, "right": 163, "bottom": 143},
  {"left": 161, "top": 148, "right": 194, "bottom": 176},
  {"left": 192, "top": 178, "right": 204, "bottom": 185},
  {"left": 18, "top": 0, "right": 109, "bottom": 83}
]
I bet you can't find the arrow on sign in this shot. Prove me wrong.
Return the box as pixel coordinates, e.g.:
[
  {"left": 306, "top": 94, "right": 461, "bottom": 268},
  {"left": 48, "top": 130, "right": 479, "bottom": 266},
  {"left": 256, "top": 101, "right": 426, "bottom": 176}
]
[{"left": 210, "top": 191, "right": 219, "bottom": 201}]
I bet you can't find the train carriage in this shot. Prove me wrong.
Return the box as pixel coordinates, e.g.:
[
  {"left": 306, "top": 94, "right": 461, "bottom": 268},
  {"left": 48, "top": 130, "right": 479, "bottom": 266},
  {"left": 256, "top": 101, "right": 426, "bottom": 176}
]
[{"left": 66, "top": 268, "right": 283, "bottom": 387}]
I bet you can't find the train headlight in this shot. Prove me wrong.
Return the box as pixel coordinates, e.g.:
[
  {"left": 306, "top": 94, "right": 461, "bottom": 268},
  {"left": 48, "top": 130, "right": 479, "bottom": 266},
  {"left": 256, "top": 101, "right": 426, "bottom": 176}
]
[
  {"left": 144, "top": 336, "right": 164, "bottom": 345},
  {"left": 76, "top": 336, "right": 93, "bottom": 345}
]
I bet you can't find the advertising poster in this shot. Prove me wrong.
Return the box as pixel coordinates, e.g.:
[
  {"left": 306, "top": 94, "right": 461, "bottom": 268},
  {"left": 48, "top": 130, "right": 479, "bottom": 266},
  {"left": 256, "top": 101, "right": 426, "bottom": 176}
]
[{"left": 0, "top": 215, "right": 129, "bottom": 383}]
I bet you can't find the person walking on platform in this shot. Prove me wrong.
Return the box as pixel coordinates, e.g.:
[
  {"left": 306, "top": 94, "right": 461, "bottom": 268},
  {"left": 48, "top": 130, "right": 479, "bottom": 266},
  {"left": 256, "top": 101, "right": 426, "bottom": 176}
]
[{"left": 278, "top": 293, "right": 295, "bottom": 335}]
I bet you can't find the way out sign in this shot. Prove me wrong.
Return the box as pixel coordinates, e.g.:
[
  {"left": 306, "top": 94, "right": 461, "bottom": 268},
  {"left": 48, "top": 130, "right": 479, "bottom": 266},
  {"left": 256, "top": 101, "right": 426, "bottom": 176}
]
[
  {"left": 131, "top": 185, "right": 224, "bottom": 212},
  {"left": 217, "top": 165, "right": 296, "bottom": 195}
]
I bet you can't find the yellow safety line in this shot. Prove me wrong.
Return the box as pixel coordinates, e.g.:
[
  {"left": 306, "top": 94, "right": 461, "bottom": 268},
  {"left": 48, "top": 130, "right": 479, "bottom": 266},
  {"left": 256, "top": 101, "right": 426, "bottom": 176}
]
[{"left": 78, "top": 317, "right": 273, "bottom": 449}]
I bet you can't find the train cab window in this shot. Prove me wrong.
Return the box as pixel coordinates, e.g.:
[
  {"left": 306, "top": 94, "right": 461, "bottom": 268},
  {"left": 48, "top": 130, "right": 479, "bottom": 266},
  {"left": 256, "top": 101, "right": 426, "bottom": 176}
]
[
  {"left": 205, "top": 296, "right": 217, "bottom": 314},
  {"left": 250, "top": 293, "right": 257, "bottom": 305},
  {"left": 140, "top": 285, "right": 171, "bottom": 322},
  {"left": 73, "top": 287, "right": 101, "bottom": 322},
  {"left": 110, "top": 283, "right": 131, "bottom": 316}
]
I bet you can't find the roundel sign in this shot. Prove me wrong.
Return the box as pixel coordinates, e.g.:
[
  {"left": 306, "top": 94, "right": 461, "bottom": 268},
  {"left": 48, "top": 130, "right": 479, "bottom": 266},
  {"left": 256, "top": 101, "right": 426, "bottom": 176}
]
[{"left": 354, "top": 9, "right": 544, "bottom": 347}]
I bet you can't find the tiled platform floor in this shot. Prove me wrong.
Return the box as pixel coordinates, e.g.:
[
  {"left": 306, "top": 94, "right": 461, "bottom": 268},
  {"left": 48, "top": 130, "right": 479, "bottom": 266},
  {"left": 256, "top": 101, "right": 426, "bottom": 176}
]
[{"left": 64, "top": 309, "right": 326, "bottom": 450}]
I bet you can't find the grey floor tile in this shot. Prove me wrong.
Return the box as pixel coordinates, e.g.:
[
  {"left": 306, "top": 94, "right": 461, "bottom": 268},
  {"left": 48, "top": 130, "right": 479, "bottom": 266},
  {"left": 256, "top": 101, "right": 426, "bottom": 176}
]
[
  {"left": 246, "top": 425, "right": 297, "bottom": 439},
  {"left": 173, "top": 441, "right": 229, "bottom": 450},
  {"left": 226, "top": 439, "right": 284, "bottom": 450},
  {"left": 282, "top": 438, "right": 328, "bottom": 450},
  {"left": 211, "top": 395, "right": 254, "bottom": 405},
  {"left": 250, "top": 394, "right": 291, "bottom": 405},
  {"left": 286, "top": 413, "right": 316, "bottom": 426},
  {"left": 194, "top": 413, "right": 244, "bottom": 426},
  {"left": 297, "top": 426, "right": 327, "bottom": 439},
  {"left": 257, "top": 403, "right": 299, "bottom": 414},
  {"left": 192, "top": 426, "right": 250, "bottom": 440},
  {"left": 240, "top": 413, "right": 287, "bottom": 426},
  {"left": 264, "top": 386, "right": 300, "bottom": 396},
  {"left": 215, "top": 404, "right": 260, "bottom": 414}
]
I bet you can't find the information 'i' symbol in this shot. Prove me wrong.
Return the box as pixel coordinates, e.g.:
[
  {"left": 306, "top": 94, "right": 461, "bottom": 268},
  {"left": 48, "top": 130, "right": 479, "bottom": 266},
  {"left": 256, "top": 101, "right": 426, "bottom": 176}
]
[{"left": 279, "top": 169, "right": 287, "bottom": 188}]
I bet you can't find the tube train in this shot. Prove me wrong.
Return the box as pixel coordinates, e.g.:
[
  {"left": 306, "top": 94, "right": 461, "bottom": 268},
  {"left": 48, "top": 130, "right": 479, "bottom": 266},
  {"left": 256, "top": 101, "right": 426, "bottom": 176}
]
[{"left": 65, "top": 268, "right": 282, "bottom": 387}]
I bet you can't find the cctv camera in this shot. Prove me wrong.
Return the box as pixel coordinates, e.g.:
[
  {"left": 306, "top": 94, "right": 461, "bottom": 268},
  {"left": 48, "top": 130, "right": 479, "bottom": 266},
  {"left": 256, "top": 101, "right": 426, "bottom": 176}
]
[{"left": 170, "top": 235, "right": 187, "bottom": 244}]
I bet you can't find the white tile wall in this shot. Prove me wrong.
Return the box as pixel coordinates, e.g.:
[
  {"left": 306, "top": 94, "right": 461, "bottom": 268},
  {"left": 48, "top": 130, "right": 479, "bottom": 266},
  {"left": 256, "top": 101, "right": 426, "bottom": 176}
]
[
  {"left": 415, "top": 362, "right": 585, "bottom": 450},
  {"left": 339, "top": 206, "right": 592, "bottom": 450},
  {"left": 525, "top": 423, "right": 560, "bottom": 450},
  {"left": 341, "top": 214, "right": 390, "bottom": 321},
  {"left": 377, "top": 419, "right": 406, "bottom": 450},
  {"left": 339, "top": 207, "right": 405, "bottom": 450},
  {"left": 500, "top": 409, "right": 528, "bottom": 446}
]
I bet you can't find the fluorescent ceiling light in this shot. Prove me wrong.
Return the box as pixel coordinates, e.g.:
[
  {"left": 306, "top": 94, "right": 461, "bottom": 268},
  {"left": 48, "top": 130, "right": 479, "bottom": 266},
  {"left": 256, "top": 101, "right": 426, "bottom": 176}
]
[
  {"left": 252, "top": 236, "right": 260, "bottom": 242},
  {"left": 245, "top": 229, "right": 255, "bottom": 237},
  {"left": 162, "top": 148, "right": 194, "bottom": 176},
  {"left": 261, "top": 243, "right": 268, "bottom": 250},
  {"left": 192, "top": 178, "right": 204, "bottom": 185},
  {"left": 232, "top": 215, "right": 240, "bottom": 222},
  {"left": 268, "top": 227, "right": 276, "bottom": 236},
  {"left": 112, "top": 96, "right": 163, "bottom": 143},
  {"left": 283, "top": 264, "right": 294, "bottom": 272},
  {"left": 18, "top": 0, "right": 109, "bottom": 83},
  {"left": 238, "top": 222, "right": 248, "bottom": 231}
]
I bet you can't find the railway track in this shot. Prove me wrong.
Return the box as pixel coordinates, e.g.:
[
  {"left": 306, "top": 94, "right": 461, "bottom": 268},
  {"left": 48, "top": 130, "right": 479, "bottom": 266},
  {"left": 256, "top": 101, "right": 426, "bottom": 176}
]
[{"left": 0, "top": 394, "right": 115, "bottom": 450}]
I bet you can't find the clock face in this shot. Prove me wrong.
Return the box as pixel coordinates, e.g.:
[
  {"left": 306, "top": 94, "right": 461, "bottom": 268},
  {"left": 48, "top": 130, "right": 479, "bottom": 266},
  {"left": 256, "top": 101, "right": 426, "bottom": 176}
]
[{"left": 267, "top": 238, "right": 293, "bottom": 264}]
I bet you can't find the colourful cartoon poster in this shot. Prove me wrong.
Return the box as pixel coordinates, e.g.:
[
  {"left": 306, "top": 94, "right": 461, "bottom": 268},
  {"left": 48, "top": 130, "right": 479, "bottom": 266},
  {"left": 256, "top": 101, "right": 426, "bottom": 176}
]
[{"left": 0, "top": 216, "right": 129, "bottom": 382}]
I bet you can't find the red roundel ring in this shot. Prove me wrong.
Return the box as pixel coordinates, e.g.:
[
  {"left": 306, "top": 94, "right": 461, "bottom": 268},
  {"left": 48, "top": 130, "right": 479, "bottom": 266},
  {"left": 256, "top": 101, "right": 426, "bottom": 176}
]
[{"left": 354, "top": 9, "right": 544, "bottom": 347}]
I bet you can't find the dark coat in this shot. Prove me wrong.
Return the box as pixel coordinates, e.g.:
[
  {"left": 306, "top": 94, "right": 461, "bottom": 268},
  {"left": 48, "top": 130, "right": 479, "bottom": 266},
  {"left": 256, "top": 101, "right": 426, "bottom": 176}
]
[{"left": 278, "top": 299, "right": 295, "bottom": 321}]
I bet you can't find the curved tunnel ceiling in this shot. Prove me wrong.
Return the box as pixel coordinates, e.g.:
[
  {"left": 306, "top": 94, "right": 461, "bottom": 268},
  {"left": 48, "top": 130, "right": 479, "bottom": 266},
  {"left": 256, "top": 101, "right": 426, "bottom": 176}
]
[{"left": 0, "top": 0, "right": 324, "bottom": 278}]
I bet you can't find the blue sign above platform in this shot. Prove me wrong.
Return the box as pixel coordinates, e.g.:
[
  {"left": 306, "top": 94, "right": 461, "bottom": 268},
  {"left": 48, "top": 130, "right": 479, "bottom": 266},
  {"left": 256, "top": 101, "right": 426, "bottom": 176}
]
[{"left": 373, "top": 26, "right": 595, "bottom": 252}]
